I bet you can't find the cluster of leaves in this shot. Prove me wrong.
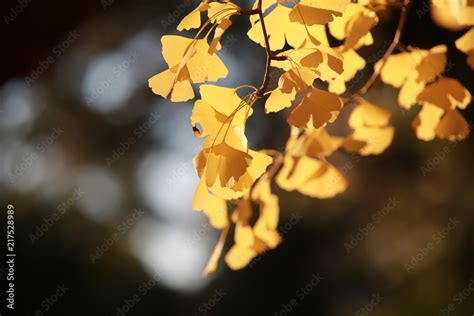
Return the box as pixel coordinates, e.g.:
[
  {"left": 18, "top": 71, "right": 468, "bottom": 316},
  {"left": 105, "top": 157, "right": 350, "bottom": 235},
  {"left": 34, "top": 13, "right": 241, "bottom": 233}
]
[{"left": 148, "top": 0, "right": 473, "bottom": 275}]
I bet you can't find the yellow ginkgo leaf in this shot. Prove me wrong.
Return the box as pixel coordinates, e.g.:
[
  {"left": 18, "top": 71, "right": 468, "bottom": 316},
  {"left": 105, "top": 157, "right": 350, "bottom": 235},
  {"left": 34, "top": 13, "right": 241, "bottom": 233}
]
[
  {"left": 380, "top": 45, "right": 447, "bottom": 88},
  {"left": 187, "top": 39, "right": 229, "bottom": 83},
  {"left": 272, "top": 33, "right": 344, "bottom": 82},
  {"left": 200, "top": 85, "right": 250, "bottom": 116},
  {"left": 417, "top": 77, "right": 472, "bottom": 111},
  {"left": 289, "top": 0, "right": 350, "bottom": 26},
  {"left": 413, "top": 90, "right": 471, "bottom": 142},
  {"left": 209, "top": 18, "right": 233, "bottom": 54},
  {"left": 234, "top": 222, "right": 255, "bottom": 247},
  {"left": 412, "top": 103, "right": 446, "bottom": 141},
  {"left": 193, "top": 176, "right": 228, "bottom": 229},
  {"left": 208, "top": 1, "right": 239, "bottom": 23},
  {"left": 328, "top": 49, "right": 366, "bottom": 94},
  {"left": 225, "top": 206, "right": 262, "bottom": 270},
  {"left": 287, "top": 87, "right": 343, "bottom": 129},
  {"left": 415, "top": 48, "right": 448, "bottom": 83},
  {"left": 343, "top": 99, "right": 394, "bottom": 156},
  {"left": 225, "top": 243, "right": 258, "bottom": 270},
  {"left": 276, "top": 155, "right": 349, "bottom": 199},
  {"left": 398, "top": 78, "right": 426, "bottom": 110},
  {"left": 265, "top": 67, "right": 317, "bottom": 113},
  {"left": 303, "top": 127, "right": 345, "bottom": 158},
  {"left": 204, "top": 142, "right": 253, "bottom": 188},
  {"left": 378, "top": 45, "right": 447, "bottom": 109},
  {"left": 299, "top": 42, "right": 344, "bottom": 82},
  {"left": 251, "top": 178, "right": 281, "bottom": 248},
  {"left": 232, "top": 197, "right": 253, "bottom": 224},
  {"left": 343, "top": 8, "right": 377, "bottom": 50},
  {"left": 455, "top": 27, "right": 474, "bottom": 69},
  {"left": 435, "top": 109, "right": 470, "bottom": 141},
  {"left": 210, "top": 150, "right": 273, "bottom": 200},
  {"left": 247, "top": 3, "right": 309, "bottom": 50},
  {"left": 191, "top": 85, "right": 253, "bottom": 140},
  {"left": 378, "top": 52, "right": 418, "bottom": 88},
  {"left": 148, "top": 36, "right": 228, "bottom": 102},
  {"left": 432, "top": 0, "right": 474, "bottom": 27},
  {"left": 195, "top": 141, "right": 272, "bottom": 200},
  {"left": 177, "top": 1, "right": 210, "bottom": 31},
  {"left": 149, "top": 67, "right": 195, "bottom": 102},
  {"left": 329, "top": 3, "right": 378, "bottom": 50}
]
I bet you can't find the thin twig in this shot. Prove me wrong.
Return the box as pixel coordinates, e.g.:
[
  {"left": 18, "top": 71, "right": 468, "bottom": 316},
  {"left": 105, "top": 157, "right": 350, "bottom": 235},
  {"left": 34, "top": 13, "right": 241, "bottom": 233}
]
[
  {"left": 240, "top": 0, "right": 287, "bottom": 97},
  {"left": 357, "top": 0, "right": 411, "bottom": 96}
]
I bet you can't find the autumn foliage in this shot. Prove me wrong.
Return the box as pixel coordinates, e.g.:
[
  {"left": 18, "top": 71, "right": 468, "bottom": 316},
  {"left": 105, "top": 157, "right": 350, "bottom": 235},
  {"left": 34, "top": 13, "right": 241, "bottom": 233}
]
[{"left": 148, "top": 0, "right": 473, "bottom": 275}]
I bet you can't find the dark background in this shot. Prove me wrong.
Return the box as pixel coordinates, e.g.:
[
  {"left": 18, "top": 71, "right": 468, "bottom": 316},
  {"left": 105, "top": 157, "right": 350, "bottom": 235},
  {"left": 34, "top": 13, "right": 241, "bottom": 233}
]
[{"left": 1, "top": 0, "right": 473, "bottom": 315}]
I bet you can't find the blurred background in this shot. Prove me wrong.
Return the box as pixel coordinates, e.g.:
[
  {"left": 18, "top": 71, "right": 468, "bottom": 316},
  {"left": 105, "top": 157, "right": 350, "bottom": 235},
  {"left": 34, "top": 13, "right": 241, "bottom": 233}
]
[{"left": 1, "top": 0, "right": 473, "bottom": 315}]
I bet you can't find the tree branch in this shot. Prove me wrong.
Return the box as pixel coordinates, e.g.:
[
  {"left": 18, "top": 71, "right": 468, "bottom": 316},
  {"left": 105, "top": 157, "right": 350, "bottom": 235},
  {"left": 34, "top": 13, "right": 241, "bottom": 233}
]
[
  {"left": 357, "top": 0, "right": 411, "bottom": 96},
  {"left": 240, "top": 0, "right": 287, "bottom": 97}
]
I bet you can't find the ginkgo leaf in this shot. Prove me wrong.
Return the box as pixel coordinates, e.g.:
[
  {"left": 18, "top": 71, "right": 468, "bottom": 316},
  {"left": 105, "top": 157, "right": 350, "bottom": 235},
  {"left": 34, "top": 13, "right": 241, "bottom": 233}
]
[
  {"left": 415, "top": 51, "right": 447, "bottom": 84},
  {"left": 225, "top": 243, "right": 257, "bottom": 270},
  {"left": 413, "top": 77, "right": 472, "bottom": 141},
  {"left": 148, "top": 36, "right": 228, "bottom": 102},
  {"left": 224, "top": 176, "right": 282, "bottom": 271},
  {"left": 324, "top": 3, "right": 376, "bottom": 94},
  {"left": 234, "top": 222, "right": 255, "bottom": 247},
  {"left": 398, "top": 78, "right": 426, "bottom": 110},
  {"left": 200, "top": 85, "right": 251, "bottom": 116},
  {"left": 412, "top": 105, "right": 470, "bottom": 142},
  {"left": 329, "top": 3, "right": 378, "bottom": 50},
  {"left": 265, "top": 89, "right": 296, "bottom": 114},
  {"left": 225, "top": 205, "right": 266, "bottom": 270},
  {"left": 455, "top": 27, "right": 474, "bottom": 69},
  {"left": 417, "top": 77, "right": 472, "bottom": 111},
  {"left": 272, "top": 34, "right": 344, "bottom": 82},
  {"left": 191, "top": 85, "right": 253, "bottom": 139},
  {"left": 247, "top": 3, "right": 309, "bottom": 50},
  {"left": 195, "top": 143, "right": 272, "bottom": 200},
  {"left": 265, "top": 67, "right": 317, "bottom": 113},
  {"left": 201, "top": 124, "right": 249, "bottom": 151},
  {"left": 435, "top": 109, "right": 470, "bottom": 141},
  {"left": 343, "top": 99, "right": 394, "bottom": 156},
  {"left": 287, "top": 87, "right": 343, "bottom": 129},
  {"left": 232, "top": 197, "right": 253, "bottom": 225},
  {"left": 276, "top": 155, "right": 349, "bottom": 199},
  {"left": 289, "top": 0, "right": 350, "bottom": 26},
  {"left": 208, "top": 1, "right": 239, "bottom": 23},
  {"left": 343, "top": 8, "right": 377, "bottom": 50},
  {"left": 187, "top": 39, "right": 229, "bottom": 83},
  {"left": 380, "top": 45, "right": 447, "bottom": 88},
  {"left": 378, "top": 45, "right": 447, "bottom": 109},
  {"left": 149, "top": 68, "right": 194, "bottom": 102},
  {"left": 204, "top": 142, "right": 253, "bottom": 188},
  {"left": 328, "top": 49, "right": 366, "bottom": 94},
  {"left": 378, "top": 52, "right": 417, "bottom": 88},
  {"left": 209, "top": 18, "right": 233, "bottom": 54},
  {"left": 432, "top": 0, "right": 474, "bottom": 27},
  {"left": 251, "top": 178, "right": 281, "bottom": 248},
  {"left": 303, "top": 127, "right": 345, "bottom": 158},
  {"left": 299, "top": 43, "right": 344, "bottom": 82},
  {"left": 209, "top": 150, "right": 272, "bottom": 200},
  {"left": 412, "top": 103, "right": 445, "bottom": 141},
  {"left": 177, "top": 1, "right": 210, "bottom": 31},
  {"left": 193, "top": 176, "right": 228, "bottom": 229}
]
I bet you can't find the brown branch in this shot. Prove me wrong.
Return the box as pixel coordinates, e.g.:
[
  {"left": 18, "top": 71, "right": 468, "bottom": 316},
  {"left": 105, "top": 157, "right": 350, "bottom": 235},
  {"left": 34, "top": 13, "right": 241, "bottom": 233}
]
[
  {"left": 240, "top": 0, "right": 287, "bottom": 97},
  {"left": 357, "top": 0, "right": 411, "bottom": 96}
]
